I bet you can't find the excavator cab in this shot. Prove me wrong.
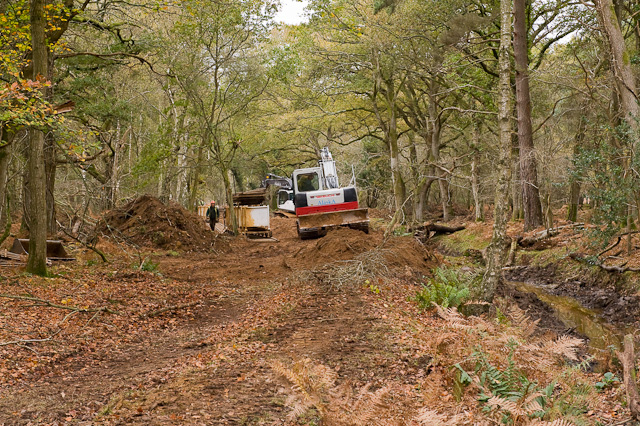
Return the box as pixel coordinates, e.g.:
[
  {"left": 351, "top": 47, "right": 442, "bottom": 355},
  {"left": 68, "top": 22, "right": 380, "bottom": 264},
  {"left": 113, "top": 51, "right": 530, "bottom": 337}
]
[{"left": 291, "top": 149, "right": 369, "bottom": 239}]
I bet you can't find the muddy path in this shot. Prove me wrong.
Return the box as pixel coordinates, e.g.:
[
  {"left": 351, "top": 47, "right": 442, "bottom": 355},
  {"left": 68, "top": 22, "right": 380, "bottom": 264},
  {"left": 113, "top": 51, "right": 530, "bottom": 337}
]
[{"left": 0, "top": 217, "right": 432, "bottom": 425}]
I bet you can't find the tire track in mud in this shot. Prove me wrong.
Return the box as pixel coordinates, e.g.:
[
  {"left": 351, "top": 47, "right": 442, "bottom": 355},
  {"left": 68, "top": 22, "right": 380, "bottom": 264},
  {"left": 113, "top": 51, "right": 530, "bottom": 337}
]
[{"left": 105, "top": 284, "right": 401, "bottom": 425}]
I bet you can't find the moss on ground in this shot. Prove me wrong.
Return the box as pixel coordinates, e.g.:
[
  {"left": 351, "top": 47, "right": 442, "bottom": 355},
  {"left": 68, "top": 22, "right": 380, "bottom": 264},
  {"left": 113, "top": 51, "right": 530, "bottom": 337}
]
[{"left": 433, "top": 228, "right": 490, "bottom": 255}]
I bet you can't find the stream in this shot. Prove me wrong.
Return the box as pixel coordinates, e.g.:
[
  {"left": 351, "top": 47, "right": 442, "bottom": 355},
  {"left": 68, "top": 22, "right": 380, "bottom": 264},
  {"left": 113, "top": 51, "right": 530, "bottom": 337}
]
[{"left": 511, "top": 281, "right": 630, "bottom": 353}]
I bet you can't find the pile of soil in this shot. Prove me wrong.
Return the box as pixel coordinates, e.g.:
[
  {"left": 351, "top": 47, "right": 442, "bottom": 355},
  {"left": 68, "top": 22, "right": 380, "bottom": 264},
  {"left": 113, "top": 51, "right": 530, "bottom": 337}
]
[
  {"left": 293, "top": 227, "right": 383, "bottom": 267},
  {"left": 95, "top": 195, "right": 228, "bottom": 252},
  {"left": 383, "top": 237, "right": 434, "bottom": 273},
  {"left": 292, "top": 227, "right": 434, "bottom": 276}
]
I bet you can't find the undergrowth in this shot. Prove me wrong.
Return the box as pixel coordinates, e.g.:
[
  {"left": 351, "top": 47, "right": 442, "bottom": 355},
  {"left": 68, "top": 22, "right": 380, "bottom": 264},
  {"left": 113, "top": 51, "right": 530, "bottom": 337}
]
[
  {"left": 272, "top": 302, "right": 603, "bottom": 425},
  {"left": 412, "top": 267, "right": 475, "bottom": 310}
]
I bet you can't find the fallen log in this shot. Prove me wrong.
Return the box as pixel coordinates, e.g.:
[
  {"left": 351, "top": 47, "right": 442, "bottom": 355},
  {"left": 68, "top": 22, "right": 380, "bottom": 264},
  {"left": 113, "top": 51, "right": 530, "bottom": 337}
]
[
  {"left": 414, "top": 223, "right": 466, "bottom": 239},
  {"left": 518, "top": 223, "right": 585, "bottom": 248},
  {"left": 518, "top": 231, "right": 558, "bottom": 247}
]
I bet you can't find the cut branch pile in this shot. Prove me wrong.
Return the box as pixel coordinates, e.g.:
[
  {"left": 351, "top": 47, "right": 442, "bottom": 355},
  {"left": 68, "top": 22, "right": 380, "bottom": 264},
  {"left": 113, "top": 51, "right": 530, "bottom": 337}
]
[{"left": 299, "top": 247, "right": 391, "bottom": 290}]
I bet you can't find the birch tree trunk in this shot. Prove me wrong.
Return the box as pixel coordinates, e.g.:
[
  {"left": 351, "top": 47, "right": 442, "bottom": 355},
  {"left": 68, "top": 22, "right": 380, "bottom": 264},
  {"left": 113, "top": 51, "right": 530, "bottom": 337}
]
[
  {"left": 27, "top": 0, "right": 48, "bottom": 276},
  {"left": 480, "top": 0, "right": 512, "bottom": 301},
  {"left": 513, "top": 0, "right": 543, "bottom": 231}
]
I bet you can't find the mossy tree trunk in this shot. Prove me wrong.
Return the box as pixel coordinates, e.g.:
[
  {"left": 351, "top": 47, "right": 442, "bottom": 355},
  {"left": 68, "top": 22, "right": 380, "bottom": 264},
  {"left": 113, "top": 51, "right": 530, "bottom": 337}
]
[
  {"left": 480, "top": 0, "right": 512, "bottom": 302},
  {"left": 27, "top": 0, "right": 49, "bottom": 276}
]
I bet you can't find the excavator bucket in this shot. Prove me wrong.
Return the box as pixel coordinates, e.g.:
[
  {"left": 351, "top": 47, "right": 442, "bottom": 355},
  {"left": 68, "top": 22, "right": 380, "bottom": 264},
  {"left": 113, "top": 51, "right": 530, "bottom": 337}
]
[
  {"left": 10, "top": 239, "right": 75, "bottom": 261},
  {"left": 297, "top": 208, "right": 369, "bottom": 239}
]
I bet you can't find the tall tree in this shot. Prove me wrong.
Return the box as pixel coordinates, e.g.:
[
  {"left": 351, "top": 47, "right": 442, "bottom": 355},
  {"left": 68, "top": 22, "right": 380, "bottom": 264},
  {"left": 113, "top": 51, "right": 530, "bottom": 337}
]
[
  {"left": 513, "top": 0, "right": 543, "bottom": 230},
  {"left": 481, "top": 0, "right": 512, "bottom": 301},
  {"left": 27, "top": 0, "right": 48, "bottom": 275},
  {"left": 593, "top": 0, "right": 639, "bottom": 138},
  {"left": 169, "top": 0, "right": 275, "bottom": 234}
]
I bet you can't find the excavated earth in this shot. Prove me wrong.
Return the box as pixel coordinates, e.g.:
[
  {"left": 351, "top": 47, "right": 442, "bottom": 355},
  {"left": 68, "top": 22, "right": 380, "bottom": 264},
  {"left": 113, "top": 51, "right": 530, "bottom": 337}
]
[
  {"left": 0, "top": 215, "right": 435, "bottom": 425},
  {"left": 94, "top": 195, "right": 229, "bottom": 253}
]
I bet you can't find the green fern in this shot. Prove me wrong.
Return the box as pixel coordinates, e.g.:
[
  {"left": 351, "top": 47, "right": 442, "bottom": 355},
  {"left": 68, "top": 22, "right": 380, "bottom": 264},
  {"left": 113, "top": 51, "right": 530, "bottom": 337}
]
[
  {"left": 412, "top": 267, "right": 473, "bottom": 310},
  {"left": 472, "top": 348, "right": 549, "bottom": 424}
]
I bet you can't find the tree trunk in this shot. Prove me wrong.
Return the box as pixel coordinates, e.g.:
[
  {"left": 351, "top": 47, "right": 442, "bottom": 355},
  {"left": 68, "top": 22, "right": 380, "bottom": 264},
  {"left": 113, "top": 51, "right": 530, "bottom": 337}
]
[
  {"left": 387, "top": 81, "right": 406, "bottom": 216},
  {"left": 221, "top": 164, "right": 238, "bottom": 235},
  {"left": 567, "top": 121, "right": 585, "bottom": 222},
  {"left": 175, "top": 144, "right": 188, "bottom": 204},
  {"left": 511, "top": 132, "right": 523, "bottom": 220},
  {"left": 513, "top": 0, "right": 543, "bottom": 231},
  {"left": 472, "top": 153, "right": 483, "bottom": 222},
  {"left": 45, "top": 132, "right": 57, "bottom": 235},
  {"left": 0, "top": 129, "right": 11, "bottom": 227},
  {"left": 471, "top": 117, "right": 483, "bottom": 222},
  {"left": 188, "top": 145, "right": 204, "bottom": 211},
  {"left": 567, "top": 180, "right": 580, "bottom": 223},
  {"left": 595, "top": 0, "right": 639, "bottom": 239},
  {"left": 618, "top": 334, "right": 640, "bottom": 418},
  {"left": 416, "top": 175, "right": 435, "bottom": 223},
  {"left": 27, "top": 0, "right": 48, "bottom": 276},
  {"left": 409, "top": 133, "right": 419, "bottom": 222},
  {"left": 480, "top": 0, "right": 512, "bottom": 302},
  {"left": 595, "top": 3, "right": 639, "bottom": 141},
  {"left": 427, "top": 82, "right": 452, "bottom": 222},
  {"left": 438, "top": 178, "right": 452, "bottom": 221}
]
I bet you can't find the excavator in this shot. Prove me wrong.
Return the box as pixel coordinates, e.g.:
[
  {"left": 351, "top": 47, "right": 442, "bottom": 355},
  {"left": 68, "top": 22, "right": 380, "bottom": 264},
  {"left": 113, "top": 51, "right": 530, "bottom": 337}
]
[{"left": 289, "top": 147, "right": 369, "bottom": 239}]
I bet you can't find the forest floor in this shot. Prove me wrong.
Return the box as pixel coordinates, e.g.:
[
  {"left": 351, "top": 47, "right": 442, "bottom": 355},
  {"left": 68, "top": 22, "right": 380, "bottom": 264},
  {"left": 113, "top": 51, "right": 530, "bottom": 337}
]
[{"left": 0, "top": 203, "right": 638, "bottom": 425}]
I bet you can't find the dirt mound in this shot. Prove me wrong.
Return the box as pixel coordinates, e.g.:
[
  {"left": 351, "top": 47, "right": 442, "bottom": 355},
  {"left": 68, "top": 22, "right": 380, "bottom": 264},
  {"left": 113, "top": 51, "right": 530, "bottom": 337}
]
[
  {"left": 291, "top": 227, "right": 434, "bottom": 276},
  {"left": 270, "top": 216, "right": 298, "bottom": 240},
  {"left": 293, "top": 227, "right": 382, "bottom": 267},
  {"left": 383, "top": 237, "right": 434, "bottom": 273},
  {"left": 95, "top": 195, "right": 228, "bottom": 252}
]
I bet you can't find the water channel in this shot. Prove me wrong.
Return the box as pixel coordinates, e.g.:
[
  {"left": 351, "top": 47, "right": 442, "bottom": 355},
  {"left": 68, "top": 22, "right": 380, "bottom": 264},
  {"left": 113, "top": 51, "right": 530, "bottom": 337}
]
[{"left": 511, "top": 281, "right": 631, "bottom": 353}]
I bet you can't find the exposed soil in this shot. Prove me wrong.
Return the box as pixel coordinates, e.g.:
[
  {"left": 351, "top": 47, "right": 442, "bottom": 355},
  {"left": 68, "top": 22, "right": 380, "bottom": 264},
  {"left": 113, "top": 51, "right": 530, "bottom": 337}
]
[
  {"left": 94, "top": 195, "right": 229, "bottom": 253},
  {"left": 3, "top": 204, "right": 636, "bottom": 424},
  {"left": 0, "top": 215, "right": 434, "bottom": 425}
]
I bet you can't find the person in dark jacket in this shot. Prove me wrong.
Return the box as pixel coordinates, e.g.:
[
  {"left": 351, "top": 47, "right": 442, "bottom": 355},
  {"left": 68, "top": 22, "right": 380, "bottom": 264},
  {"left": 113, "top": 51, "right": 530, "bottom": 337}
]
[{"left": 206, "top": 201, "right": 219, "bottom": 231}]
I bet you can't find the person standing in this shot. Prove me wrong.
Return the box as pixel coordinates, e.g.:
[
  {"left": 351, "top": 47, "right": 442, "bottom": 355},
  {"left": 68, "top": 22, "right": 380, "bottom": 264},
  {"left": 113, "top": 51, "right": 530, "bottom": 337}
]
[{"left": 206, "top": 201, "right": 219, "bottom": 231}]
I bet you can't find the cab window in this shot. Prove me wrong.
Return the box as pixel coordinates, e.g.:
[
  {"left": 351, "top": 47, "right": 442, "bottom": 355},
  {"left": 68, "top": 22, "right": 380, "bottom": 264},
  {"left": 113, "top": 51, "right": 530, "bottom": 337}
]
[
  {"left": 278, "top": 190, "right": 290, "bottom": 204},
  {"left": 296, "top": 173, "right": 319, "bottom": 192}
]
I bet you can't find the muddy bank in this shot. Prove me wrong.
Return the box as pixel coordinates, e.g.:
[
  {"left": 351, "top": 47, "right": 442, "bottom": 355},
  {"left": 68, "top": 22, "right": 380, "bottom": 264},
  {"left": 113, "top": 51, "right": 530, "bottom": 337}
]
[{"left": 504, "top": 265, "right": 640, "bottom": 327}]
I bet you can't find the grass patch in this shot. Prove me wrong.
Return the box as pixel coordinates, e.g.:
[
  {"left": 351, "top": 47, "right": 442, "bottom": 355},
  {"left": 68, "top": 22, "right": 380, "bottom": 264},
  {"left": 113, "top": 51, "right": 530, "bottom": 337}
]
[{"left": 434, "top": 228, "right": 490, "bottom": 255}]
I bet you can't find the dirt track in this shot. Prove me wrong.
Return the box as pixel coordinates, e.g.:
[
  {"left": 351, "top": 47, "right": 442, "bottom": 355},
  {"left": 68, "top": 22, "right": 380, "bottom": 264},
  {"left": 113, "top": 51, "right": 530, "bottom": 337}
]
[{"left": 0, "top": 216, "right": 434, "bottom": 425}]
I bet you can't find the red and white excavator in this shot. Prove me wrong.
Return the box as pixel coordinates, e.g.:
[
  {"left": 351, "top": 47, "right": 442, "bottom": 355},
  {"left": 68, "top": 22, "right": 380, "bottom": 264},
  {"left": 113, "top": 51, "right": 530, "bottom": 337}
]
[{"left": 285, "top": 147, "right": 369, "bottom": 239}]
